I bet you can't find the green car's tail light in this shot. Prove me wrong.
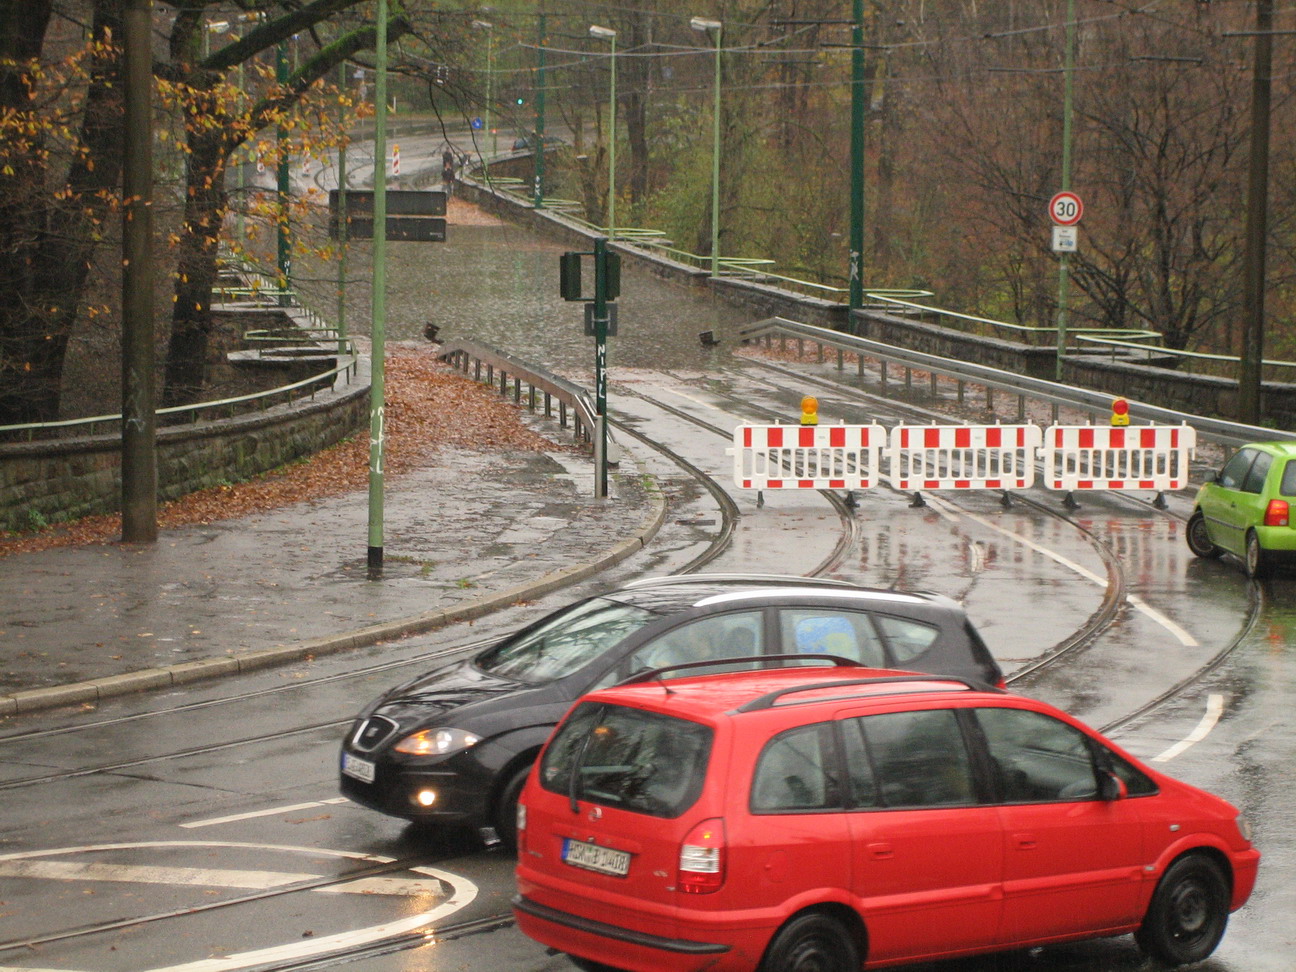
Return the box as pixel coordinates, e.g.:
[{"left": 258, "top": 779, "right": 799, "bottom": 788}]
[{"left": 1263, "top": 499, "right": 1290, "bottom": 527}]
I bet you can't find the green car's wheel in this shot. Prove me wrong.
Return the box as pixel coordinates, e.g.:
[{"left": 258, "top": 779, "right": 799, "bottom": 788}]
[
  {"left": 1245, "top": 530, "right": 1271, "bottom": 579},
  {"left": 1185, "top": 511, "right": 1221, "bottom": 559}
]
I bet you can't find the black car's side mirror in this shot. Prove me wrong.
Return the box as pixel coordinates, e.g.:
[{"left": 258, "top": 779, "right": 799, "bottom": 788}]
[{"left": 1099, "top": 772, "right": 1128, "bottom": 802}]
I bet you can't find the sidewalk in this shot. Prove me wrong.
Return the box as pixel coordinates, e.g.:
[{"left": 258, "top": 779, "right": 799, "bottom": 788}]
[{"left": 1, "top": 447, "right": 663, "bottom": 716}]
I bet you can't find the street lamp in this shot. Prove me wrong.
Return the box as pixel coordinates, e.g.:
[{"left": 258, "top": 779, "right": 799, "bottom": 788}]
[
  {"left": 691, "top": 16, "right": 722, "bottom": 277},
  {"left": 589, "top": 25, "right": 617, "bottom": 239},
  {"left": 472, "top": 19, "right": 496, "bottom": 174}
]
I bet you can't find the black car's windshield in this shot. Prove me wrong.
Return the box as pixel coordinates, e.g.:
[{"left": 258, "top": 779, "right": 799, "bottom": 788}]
[{"left": 475, "top": 598, "right": 657, "bottom": 683}]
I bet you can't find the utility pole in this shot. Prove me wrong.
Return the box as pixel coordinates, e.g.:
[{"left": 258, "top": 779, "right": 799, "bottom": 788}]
[
  {"left": 1055, "top": 0, "right": 1076, "bottom": 382},
  {"left": 368, "top": 0, "right": 390, "bottom": 574},
  {"left": 848, "top": 0, "right": 865, "bottom": 311},
  {"left": 276, "top": 39, "right": 292, "bottom": 306},
  {"left": 1239, "top": 0, "right": 1274, "bottom": 424},
  {"left": 534, "top": 10, "right": 547, "bottom": 208},
  {"left": 336, "top": 62, "right": 349, "bottom": 354},
  {"left": 121, "top": 0, "right": 157, "bottom": 543}
]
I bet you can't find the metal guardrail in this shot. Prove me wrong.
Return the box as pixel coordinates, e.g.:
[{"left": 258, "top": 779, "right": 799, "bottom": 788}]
[
  {"left": 437, "top": 337, "right": 619, "bottom": 461},
  {"left": 740, "top": 317, "right": 1296, "bottom": 452}
]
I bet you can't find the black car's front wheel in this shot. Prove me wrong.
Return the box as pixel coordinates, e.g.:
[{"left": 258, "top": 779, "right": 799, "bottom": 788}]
[
  {"left": 1186, "top": 511, "right": 1221, "bottom": 559},
  {"left": 1136, "top": 854, "right": 1230, "bottom": 966},
  {"left": 494, "top": 762, "right": 533, "bottom": 851}
]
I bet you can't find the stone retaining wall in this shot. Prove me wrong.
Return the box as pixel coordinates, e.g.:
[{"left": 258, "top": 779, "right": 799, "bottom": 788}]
[
  {"left": 1, "top": 304, "right": 369, "bottom": 535},
  {"left": 0, "top": 378, "right": 368, "bottom": 533}
]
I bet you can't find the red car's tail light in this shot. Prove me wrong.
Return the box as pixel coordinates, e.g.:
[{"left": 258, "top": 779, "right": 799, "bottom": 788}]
[
  {"left": 1264, "top": 499, "right": 1290, "bottom": 527},
  {"left": 678, "top": 818, "right": 726, "bottom": 894}
]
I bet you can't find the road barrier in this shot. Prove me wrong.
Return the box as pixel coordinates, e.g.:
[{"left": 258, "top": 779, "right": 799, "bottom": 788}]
[
  {"left": 733, "top": 423, "right": 885, "bottom": 490},
  {"left": 731, "top": 421, "right": 1195, "bottom": 495},
  {"left": 1041, "top": 424, "right": 1196, "bottom": 492},
  {"left": 890, "top": 424, "right": 1041, "bottom": 491}
]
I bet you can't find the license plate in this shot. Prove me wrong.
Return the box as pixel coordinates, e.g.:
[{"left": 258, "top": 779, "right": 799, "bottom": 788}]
[
  {"left": 342, "top": 752, "right": 376, "bottom": 784},
  {"left": 563, "top": 838, "right": 631, "bottom": 877}
]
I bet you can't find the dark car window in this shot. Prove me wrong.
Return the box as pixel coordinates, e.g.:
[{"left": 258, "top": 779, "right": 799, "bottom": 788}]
[
  {"left": 751, "top": 723, "right": 840, "bottom": 812},
  {"left": 1104, "top": 747, "right": 1159, "bottom": 797},
  {"left": 875, "top": 614, "right": 941, "bottom": 665},
  {"left": 539, "top": 702, "right": 713, "bottom": 818},
  {"left": 475, "top": 598, "right": 656, "bottom": 683},
  {"left": 1282, "top": 461, "right": 1296, "bottom": 498},
  {"left": 624, "top": 610, "right": 764, "bottom": 675},
  {"left": 974, "top": 707, "right": 1099, "bottom": 802},
  {"left": 1218, "top": 449, "right": 1257, "bottom": 490},
  {"left": 851, "top": 709, "right": 976, "bottom": 808},
  {"left": 1242, "top": 451, "right": 1273, "bottom": 494},
  {"left": 779, "top": 609, "right": 885, "bottom": 666}
]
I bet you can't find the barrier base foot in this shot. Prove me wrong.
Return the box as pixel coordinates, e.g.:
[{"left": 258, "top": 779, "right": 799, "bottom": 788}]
[
  {"left": 1000, "top": 491, "right": 1014, "bottom": 509},
  {"left": 1153, "top": 491, "right": 1168, "bottom": 510},
  {"left": 1062, "top": 491, "right": 1080, "bottom": 510},
  {"left": 844, "top": 491, "right": 858, "bottom": 510},
  {"left": 757, "top": 490, "right": 765, "bottom": 508},
  {"left": 910, "top": 491, "right": 926, "bottom": 508}
]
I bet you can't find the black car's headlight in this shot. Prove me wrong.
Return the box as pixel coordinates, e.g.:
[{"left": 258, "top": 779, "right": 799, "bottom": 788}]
[{"left": 392, "top": 727, "right": 481, "bottom": 756}]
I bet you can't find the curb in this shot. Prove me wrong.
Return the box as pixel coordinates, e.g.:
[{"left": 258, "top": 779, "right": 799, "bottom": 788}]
[{"left": 0, "top": 483, "right": 668, "bottom": 718}]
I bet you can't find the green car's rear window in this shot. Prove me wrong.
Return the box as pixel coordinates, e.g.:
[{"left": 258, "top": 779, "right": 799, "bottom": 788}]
[{"left": 1281, "top": 460, "right": 1296, "bottom": 497}]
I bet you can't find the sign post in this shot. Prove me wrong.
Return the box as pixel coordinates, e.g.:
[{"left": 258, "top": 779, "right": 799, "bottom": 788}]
[{"left": 1049, "top": 190, "right": 1083, "bottom": 381}]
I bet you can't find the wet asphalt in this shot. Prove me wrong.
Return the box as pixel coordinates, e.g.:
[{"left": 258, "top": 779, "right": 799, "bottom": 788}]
[{"left": 0, "top": 436, "right": 662, "bottom": 715}]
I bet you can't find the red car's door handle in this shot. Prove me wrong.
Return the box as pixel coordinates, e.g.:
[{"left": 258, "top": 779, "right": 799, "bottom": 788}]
[
  {"left": 867, "top": 841, "right": 894, "bottom": 860},
  {"left": 1014, "top": 833, "right": 1038, "bottom": 850}
]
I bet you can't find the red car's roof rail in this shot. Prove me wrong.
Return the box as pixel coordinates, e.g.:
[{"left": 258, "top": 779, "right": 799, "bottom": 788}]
[
  {"left": 617, "top": 653, "right": 860, "bottom": 687},
  {"left": 733, "top": 674, "right": 989, "bottom": 713}
]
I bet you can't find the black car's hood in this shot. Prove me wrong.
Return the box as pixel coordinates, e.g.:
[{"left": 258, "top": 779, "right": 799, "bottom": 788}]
[{"left": 372, "top": 659, "right": 522, "bottom": 719}]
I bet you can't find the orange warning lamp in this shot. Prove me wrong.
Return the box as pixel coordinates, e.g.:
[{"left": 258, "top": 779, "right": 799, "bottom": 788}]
[
  {"left": 1111, "top": 397, "right": 1130, "bottom": 427},
  {"left": 800, "top": 396, "right": 819, "bottom": 426}
]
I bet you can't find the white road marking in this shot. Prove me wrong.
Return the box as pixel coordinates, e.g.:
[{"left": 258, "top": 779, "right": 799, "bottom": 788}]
[
  {"left": 921, "top": 492, "right": 1198, "bottom": 647},
  {"left": 180, "top": 797, "right": 348, "bottom": 829},
  {"left": 0, "top": 841, "right": 478, "bottom": 972},
  {"left": 0, "top": 860, "right": 318, "bottom": 890},
  {"left": 1152, "top": 694, "right": 1225, "bottom": 763}
]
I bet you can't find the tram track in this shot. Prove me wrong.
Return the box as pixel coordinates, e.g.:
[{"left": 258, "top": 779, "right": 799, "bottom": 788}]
[{"left": 634, "top": 358, "right": 1262, "bottom": 734}]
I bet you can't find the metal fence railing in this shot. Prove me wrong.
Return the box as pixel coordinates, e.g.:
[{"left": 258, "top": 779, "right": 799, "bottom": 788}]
[{"left": 740, "top": 317, "right": 1296, "bottom": 452}]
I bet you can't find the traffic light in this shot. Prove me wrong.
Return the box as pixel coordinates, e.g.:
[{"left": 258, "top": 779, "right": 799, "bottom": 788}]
[
  {"left": 559, "top": 252, "right": 582, "bottom": 301},
  {"left": 1111, "top": 397, "right": 1130, "bottom": 426},
  {"left": 515, "top": 95, "right": 526, "bottom": 106}
]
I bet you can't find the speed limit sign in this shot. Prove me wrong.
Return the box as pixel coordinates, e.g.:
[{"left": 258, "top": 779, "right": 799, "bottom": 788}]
[{"left": 1049, "top": 191, "right": 1084, "bottom": 226}]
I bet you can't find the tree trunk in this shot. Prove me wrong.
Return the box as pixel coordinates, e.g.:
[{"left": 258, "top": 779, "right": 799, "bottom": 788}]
[{"left": 162, "top": 124, "right": 229, "bottom": 408}]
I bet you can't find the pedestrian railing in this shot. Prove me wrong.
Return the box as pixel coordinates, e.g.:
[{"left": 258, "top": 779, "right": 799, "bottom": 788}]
[
  {"left": 438, "top": 338, "right": 618, "bottom": 461},
  {"left": 1, "top": 269, "right": 359, "bottom": 443}
]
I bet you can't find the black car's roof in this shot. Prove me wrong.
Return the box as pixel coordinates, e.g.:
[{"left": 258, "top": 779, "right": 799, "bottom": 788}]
[{"left": 603, "top": 574, "right": 958, "bottom": 616}]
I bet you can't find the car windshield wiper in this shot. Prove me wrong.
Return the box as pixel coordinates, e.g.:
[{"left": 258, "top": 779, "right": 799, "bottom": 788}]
[{"left": 567, "top": 708, "right": 602, "bottom": 814}]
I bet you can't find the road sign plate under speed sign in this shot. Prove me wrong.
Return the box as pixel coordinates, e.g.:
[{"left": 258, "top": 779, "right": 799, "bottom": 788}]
[{"left": 1049, "top": 191, "right": 1084, "bottom": 226}]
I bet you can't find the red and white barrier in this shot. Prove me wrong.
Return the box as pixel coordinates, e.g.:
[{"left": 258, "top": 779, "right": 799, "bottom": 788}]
[
  {"left": 1042, "top": 424, "right": 1196, "bottom": 492},
  {"left": 889, "top": 424, "right": 1042, "bottom": 491},
  {"left": 732, "top": 424, "right": 885, "bottom": 490}
]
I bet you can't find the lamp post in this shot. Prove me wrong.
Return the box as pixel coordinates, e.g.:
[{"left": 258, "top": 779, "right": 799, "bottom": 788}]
[
  {"left": 691, "top": 17, "right": 722, "bottom": 277},
  {"left": 589, "top": 25, "right": 617, "bottom": 239},
  {"left": 472, "top": 19, "right": 496, "bottom": 180}
]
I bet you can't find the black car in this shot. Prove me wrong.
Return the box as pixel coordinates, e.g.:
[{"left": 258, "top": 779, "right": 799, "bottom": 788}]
[{"left": 338, "top": 574, "right": 1003, "bottom": 846}]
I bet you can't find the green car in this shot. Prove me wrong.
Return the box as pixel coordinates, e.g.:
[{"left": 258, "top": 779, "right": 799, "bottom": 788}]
[{"left": 1187, "top": 441, "right": 1296, "bottom": 578}]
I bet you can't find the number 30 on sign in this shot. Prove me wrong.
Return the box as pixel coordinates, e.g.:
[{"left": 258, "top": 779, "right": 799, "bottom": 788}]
[{"left": 1049, "top": 191, "right": 1083, "bottom": 226}]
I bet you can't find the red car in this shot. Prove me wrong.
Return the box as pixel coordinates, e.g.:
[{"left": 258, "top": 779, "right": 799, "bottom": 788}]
[{"left": 514, "top": 660, "right": 1259, "bottom": 971}]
